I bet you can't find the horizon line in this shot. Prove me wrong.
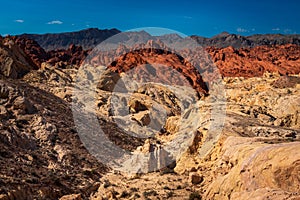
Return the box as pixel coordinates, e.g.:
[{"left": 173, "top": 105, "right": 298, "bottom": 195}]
[{"left": 1, "top": 27, "right": 298, "bottom": 38}]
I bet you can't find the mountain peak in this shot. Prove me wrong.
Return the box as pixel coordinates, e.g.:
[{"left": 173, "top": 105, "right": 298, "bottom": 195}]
[{"left": 212, "top": 31, "right": 233, "bottom": 38}]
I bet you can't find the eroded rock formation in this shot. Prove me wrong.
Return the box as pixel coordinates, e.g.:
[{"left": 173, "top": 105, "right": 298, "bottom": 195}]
[
  {"left": 207, "top": 44, "right": 300, "bottom": 77},
  {"left": 0, "top": 32, "right": 300, "bottom": 199}
]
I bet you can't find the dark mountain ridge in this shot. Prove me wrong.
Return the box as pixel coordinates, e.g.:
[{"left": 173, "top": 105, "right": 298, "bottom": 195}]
[
  {"left": 191, "top": 32, "right": 300, "bottom": 48},
  {"left": 19, "top": 28, "right": 121, "bottom": 51},
  {"left": 15, "top": 28, "right": 300, "bottom": 50}
]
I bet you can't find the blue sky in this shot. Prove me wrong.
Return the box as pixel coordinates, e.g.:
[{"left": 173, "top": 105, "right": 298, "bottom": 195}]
[{"left": 0, "top": 0, "right": 299, "bottom": 37}]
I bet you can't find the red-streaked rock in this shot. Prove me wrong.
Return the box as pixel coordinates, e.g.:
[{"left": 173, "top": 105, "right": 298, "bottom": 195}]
[
  {"left": 47, "top": 44, "right": 89, "bottom": 67},
  {"left": 207, "top": 44, "right": 300, "bottom": 77},
  {"left": 104, "top": 48, "right": 209, "bottom": 97},
  {"left": 11, "top": 36, "right": 48, "bottom": 68}
]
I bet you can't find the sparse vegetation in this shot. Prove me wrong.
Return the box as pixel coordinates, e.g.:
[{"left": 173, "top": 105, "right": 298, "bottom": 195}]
[
  {"left": 143, "top": 190, "right": 158, "bottom": 197},
  {"left": 163, "top": 186, "right": 171, "bottom": 190},
  {"left": 189, "top": 191, "right": 202, "bottom": 200},
  {"left": 166, "top": 191, "right": 174, "bottom": 198},
  {"left": 119, "top": 190, "right": 130, "bottom": 198},
  {"left": 130, "top": 187, "right": 139, "bottom": 192}
]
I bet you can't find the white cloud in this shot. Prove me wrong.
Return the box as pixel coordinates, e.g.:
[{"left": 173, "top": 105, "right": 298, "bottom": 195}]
[
  {"left": 272, "top": 28, "right": 280, "bottom": 31},
  {"left": 283, "top": 29, "right": 297, "bottom": 34},
  {"left": 283, "top": 29, "right": 295, "bottom": 34},
  {"left": 15, "top": 19, "right": 24, "bottom": 23},
  {"left": 237, "top": 27, "right": 249, "bottom": 33},
  {"left": 236, "top": 27, "right": 255, "bottom": 33},
  {"left": 184, "top": 16, "right": 193, "bottom": 19},
  {"left": 47, "top": 20, "right": 63, "bottom": 25}
]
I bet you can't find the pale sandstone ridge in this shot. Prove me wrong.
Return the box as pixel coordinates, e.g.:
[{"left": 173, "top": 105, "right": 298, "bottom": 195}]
[
  {"left": 90, "top": 73, "right": 300, "bottom": 200},
  {"left": 204, "top": 137, "right": 300, "bottom": 200},
  {"left": 174, "top": 74, "right": 300, "bottom": 200},
  {"left": 224, "top": 73, "right": 300, "bottom": 129}
]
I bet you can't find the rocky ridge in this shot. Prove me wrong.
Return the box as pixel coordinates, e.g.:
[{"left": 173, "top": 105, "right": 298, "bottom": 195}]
[
  {"left": 192, "top": 32, "right": 300, "bottom": 48},
  {"left": 16, "top": 28, "right": 300, "bottom": 50},
  {"left": 0, "top": 37, "right": 89, "bottom": 79},
  {"left": 19, "top": 28, "right": 121, "bottom": 51}
]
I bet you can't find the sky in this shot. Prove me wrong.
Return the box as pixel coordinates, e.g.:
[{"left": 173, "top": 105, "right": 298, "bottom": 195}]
[{"left": 0, "top": 0, "right": 299, "bottom": 37}]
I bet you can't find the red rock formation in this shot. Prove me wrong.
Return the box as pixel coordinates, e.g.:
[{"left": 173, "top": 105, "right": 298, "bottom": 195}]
[
  {"left": 0, "top": 37, "right": 37, "bottom": 78},
  {"left": 207, "top": 44, "right": 300, "bottom": 77},
  {"left": 8, "top": 36, "right": 88, "bottom": 69},
  {"left": 4, "top": 34, "right": 300, "bottom": 84},
  {"left": 90, "top": 43, "right": 300, "bottom": 97},
  {"left": 10, "top": 36, "right": 48, "bottom": 68},
  {"left": 105, "top": 48, "right": 209, "bottom": 97},
  {"left": 47, "top": 44, "right": 89, "bottom": 67}
]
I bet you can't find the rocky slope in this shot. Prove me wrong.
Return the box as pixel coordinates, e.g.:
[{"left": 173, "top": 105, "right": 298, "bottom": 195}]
[
  {"left": 0, "top": 37, "right": 37, "bottom": 78},
  {"left": 0, "top": 34, "right": 300, "bottom": 200},
  {"left": 0, "top": 36, "right": 89, "bottom": 75},
  {"left": 0, "top": 78, "right": 108, "bottom": 199},
  {"left": 195, "top": 74, "right": 300, "bottom": 200},
  {"left": 10, "top": 36, "right": 48, "bottom": 67},
  {"left": 90, "top": 72, "right": 300, "bottom": 200}
]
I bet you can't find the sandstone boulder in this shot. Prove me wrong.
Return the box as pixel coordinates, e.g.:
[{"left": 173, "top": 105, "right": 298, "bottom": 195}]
[{"left": 0, "top": 39, "right": 35, "bottom": 78}]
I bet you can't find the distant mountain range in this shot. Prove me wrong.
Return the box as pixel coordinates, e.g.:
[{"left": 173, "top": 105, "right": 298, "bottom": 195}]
[
  {"left": 17, "top": 28, "right": 300, "bottom": 51},
  {"left": 19, "top": 28, "right": 121, "bottom": 51},
  {"left": 191, "top": 32, "right": 300, "bottom": 48}
]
